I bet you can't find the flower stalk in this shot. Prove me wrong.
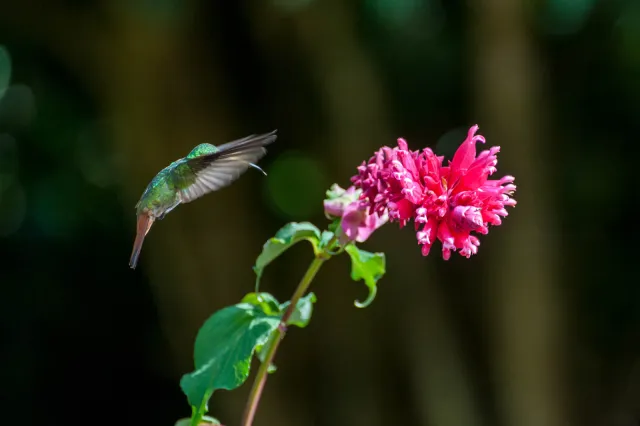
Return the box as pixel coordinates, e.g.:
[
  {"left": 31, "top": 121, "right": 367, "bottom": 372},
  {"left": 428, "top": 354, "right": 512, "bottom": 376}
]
[{"left": 241, "top": 254, "right": 329, "bottom": 426}]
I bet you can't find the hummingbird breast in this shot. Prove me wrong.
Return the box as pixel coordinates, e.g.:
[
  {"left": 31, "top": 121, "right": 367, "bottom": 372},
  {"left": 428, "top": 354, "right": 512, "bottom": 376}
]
[{"left": 136, "top": 168, "right": 182, "bottom": 218}]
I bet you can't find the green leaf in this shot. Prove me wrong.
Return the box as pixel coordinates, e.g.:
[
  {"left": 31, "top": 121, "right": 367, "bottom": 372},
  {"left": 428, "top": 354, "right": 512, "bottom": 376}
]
[
  {"left": 279, "top": 292, "right": 317, "bottom": 328},
  {"left": 241, "top": 292, "right": 282, "bottom": 316},
  {"left": 327, "top": 218, "right": 341, "bottom": 234},
  {"left": 345, "top": 245, "right": 386, "bottom": 308},
  {"left": 255, "top": 335, "right": 279, "bottom": 374},
  {"left": 239, "top": 291, "right": 317, "bottom": 328},
  {"left": 254, "top": 291, "right": 318, "bottom": 374},
  {"left": 175, "top": 415, "right": 221, "bottom": 426},
  {"left": 253, "top": 222, "right": 322, "bottom": 291},
  {"left": 319, "top": 230, "right": 335, "bottom": 250},
  {"left": 180, "top": 303, "right": 280, "bottom": 416}
]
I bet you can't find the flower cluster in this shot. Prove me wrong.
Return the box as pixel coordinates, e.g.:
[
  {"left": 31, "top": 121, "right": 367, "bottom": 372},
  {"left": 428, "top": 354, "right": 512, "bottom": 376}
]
[
  {"left": 350, "top": 125, "right": 516, "bottom": 259},
  {"left": 323, "top": 184, "right": 388, "bottom": 244}
]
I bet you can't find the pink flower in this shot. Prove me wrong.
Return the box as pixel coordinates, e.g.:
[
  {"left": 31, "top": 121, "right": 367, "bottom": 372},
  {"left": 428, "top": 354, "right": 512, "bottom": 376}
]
[
  {"left": 323, "top": 184, "right": 361, "bottom": 218},
  {"left": 323, "top": 184, "right": 388, "bottom": 244},
  {"left": 351, "top": 125, "right": 516, "bottom": 259}
]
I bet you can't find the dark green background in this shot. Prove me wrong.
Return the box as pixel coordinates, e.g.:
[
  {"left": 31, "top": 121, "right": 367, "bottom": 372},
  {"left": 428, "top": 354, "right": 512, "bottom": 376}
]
[{"left": 1, "top": 1, "right": 638, "bottom": 425}]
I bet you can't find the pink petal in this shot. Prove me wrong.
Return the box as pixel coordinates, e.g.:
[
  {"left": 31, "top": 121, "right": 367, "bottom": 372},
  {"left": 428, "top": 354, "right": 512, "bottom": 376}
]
[
  {"left": 451, "top": 205, "right": 484, "bottom": 231},
  {"left": 449, "top": 125, "right": 487, "bottom": 185},
  {"left": 450, "top": 125, "right": 482, "bottom": 169},
  {"left": 437, "top": 221, "right": 456, "bottom": 260},
  {"left": 397, "top": 138, "right": 409, "bottom": 151},
  {"left": 324, "top": 199, "right": 344, "bottom": 217}
]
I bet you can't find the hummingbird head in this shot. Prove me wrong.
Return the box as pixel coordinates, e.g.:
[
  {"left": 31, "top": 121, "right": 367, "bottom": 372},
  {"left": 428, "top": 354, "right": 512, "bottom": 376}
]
[{"left": 187, "top": 143, "right": 218, "bottom": 159}]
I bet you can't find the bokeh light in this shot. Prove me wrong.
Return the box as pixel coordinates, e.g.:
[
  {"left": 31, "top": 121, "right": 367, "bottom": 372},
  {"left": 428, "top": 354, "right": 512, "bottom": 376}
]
[
  {"left": 367, "top": 0, "right": 428, "bottom": 28},
  {"left": 264, "top": 151, "right": 328, "bottom": 220},
  {"left": 0, "top": 84, "right": 37, "bottom": 127},
  {"left": 434, "top": 126, "right": 467, "bottom": 161},
  {"left": 0, "top": 45, "right": 11, "bottom": 98},
  {"left": 540, "top": 0, "right": 596, "bottom": 35}
]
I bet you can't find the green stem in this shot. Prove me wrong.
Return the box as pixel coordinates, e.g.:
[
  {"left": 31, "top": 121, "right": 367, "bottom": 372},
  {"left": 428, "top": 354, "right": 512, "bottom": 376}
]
[
  {"left": 190, "top": 392, "right": 212, "bottom": 426},
  {"left": 240, "top": 255, "right": 328, "bottom": 426}
]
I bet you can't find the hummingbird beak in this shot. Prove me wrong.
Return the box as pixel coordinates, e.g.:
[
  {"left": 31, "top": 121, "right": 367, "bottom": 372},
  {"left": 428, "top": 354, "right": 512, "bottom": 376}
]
[
  {"left": 143, "top": 215, "right": 155, "bottom": 235},
  {"left": 129, "top": 214, "right": 156, "bottom": 269}
]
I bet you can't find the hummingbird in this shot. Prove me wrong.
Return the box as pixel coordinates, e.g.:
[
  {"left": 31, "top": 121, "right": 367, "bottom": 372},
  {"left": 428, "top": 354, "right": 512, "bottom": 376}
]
[{"left": 129, "top": 130, "right": 277, "bottom": 269}]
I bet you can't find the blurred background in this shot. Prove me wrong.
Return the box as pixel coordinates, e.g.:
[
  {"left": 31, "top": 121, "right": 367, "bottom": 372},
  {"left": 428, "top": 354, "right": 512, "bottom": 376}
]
[{"left": 1, "top": 0, "right": 638, "bottom": 425}]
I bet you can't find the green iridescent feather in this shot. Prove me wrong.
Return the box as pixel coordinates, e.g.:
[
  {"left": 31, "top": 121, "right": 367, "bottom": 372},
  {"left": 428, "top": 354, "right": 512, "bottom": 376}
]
[
  {"left": 186, "top": 143, "right": 219, "bottom": 159},
  {"left": 134, "top": 132, "right": 276, "bottom": 217}
]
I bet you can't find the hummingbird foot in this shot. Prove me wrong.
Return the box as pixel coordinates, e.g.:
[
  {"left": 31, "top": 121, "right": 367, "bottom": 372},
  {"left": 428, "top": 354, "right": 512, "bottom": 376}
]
[
  {"left": 157, "top": 201, "right": 181, "bottom": 220},
  {"left": 278, "top": 322, "right": 288, "bottom": 334}
]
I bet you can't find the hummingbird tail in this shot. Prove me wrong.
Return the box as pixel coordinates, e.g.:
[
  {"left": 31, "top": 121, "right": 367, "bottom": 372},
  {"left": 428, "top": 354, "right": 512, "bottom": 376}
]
[{"left": 129, "top": 214, "right": 155, "bottom": 269}]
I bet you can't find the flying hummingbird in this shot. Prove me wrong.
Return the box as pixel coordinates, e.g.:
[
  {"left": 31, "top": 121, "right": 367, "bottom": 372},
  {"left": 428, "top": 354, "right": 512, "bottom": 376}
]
[{"left": 129, "top": 130, "right": 277, "bottom": 269}]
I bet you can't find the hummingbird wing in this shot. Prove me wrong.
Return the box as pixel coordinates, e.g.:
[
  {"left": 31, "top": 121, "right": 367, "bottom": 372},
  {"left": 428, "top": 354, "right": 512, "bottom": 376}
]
[{"left": 178, "top": 130, "right": 277, "bottom": 203}]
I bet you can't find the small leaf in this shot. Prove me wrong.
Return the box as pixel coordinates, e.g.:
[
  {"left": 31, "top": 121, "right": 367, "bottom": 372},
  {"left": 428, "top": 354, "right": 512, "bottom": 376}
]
[
  {"left": 253, "top": 222, "right": 322, "bottom": 290},
  {"left": 254, "top": 292, "right": 318, "bottom": 374},
  {"left": 180, "top": 304, "right": 280, "bottom": 416},
  {"left": 255, "top": 335, "right": 279, "bottom": 374},
  {"left": 174, "top": 415, "right": 221, "bottom": 426},
  {"left": 319, "top": 230, "right": 335, "bottom": 250},
  {"left": 241, "top": 292, "right": 282, "bottom": 316},
  {"left": 327, "top": 218, "right": 341, "bottom": 234},
  {"left": 279, "top": 292, "right": 317, "bottom": 328},
  {"left": 345, "top": 245, "right": 385, "bottom": 308}
]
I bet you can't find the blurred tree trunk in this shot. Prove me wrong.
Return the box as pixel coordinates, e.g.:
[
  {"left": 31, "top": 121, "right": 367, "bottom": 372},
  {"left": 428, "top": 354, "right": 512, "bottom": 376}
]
[
  {"left": 469, "top": 1, "right": 570, "bottom": 426},
  {"left": 398, "top": 265, "right": 485, "bottom": 426}
]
